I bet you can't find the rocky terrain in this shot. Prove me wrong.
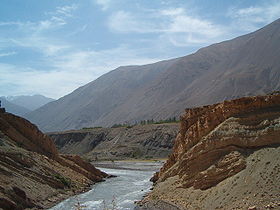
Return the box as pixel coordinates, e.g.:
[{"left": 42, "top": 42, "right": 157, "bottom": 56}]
[
  {"left": 26, "top": 18, "right": 280, "bottom": 132},
  {"left": 0, "top": 109, "right": 108, "bottom": 209},
  {"left": 139, "top": 94, "right": 280, "bottom": 209},
  {"left": 49, "top": 123, "right": 179, "bottom": 161}
]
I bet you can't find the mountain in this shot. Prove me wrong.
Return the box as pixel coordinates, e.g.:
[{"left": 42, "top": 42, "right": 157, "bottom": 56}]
[
  {"left": 26, "top": 19, "right": 280, "bottom": 132},
  {"left": 139, "top": 94, "right": 280, "bottom": 210},
  {"left": 0, "top": 97, "right": 30, "bottom": 116},
  {"left": 0, "top": 108, "right": 107, "bottom": 209},
  {"left": 6, "top": 94, "right": 54, "bottom": 111}
]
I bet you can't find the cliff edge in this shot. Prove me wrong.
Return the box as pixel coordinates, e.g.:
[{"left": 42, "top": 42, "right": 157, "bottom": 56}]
[{"left": 141, "top": 94, "right": 280, "bottom": 209}]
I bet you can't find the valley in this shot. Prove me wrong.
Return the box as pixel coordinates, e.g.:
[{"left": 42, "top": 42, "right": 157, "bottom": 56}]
[{"left": 0, "top": 11, "right": 280, "bottom": 210}]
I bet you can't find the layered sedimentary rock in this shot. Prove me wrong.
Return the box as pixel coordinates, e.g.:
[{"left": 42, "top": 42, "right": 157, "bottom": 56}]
[
  {"left": 49, "top": 123, "right": 179, "bottom": 160},
  {"left": 0, "top": 111, "right": 107, "bottom": 209},
  {"left": 144, "top": 94, "right": 280, "bottom": 209}
]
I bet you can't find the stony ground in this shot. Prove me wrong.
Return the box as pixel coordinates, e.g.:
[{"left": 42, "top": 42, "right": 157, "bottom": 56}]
[{"left": 142, "top": 146, "right": 280, "bottom": 210}]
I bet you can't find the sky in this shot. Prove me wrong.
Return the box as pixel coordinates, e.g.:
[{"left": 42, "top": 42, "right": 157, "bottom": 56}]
[{"left": 0, "top": 0, "right": 279, "bottom": 99}]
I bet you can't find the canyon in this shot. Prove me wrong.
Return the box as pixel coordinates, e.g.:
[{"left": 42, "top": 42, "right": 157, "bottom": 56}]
[{"left": 139, "top": 93, "right": 280, "bottom": 209}]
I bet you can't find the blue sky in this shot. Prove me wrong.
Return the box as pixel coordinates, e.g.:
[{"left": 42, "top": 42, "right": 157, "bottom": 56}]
[{"left": 0, "top": 0, "right": 279, "bottom": 99}]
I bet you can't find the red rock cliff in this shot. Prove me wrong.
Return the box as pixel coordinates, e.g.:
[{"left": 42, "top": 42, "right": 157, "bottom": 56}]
[{"left": 152, "top": 94, "right": 280, "bottom": 190}]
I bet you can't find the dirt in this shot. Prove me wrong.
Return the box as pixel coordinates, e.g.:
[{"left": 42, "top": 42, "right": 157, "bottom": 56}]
[{"left": 142, "top": 146, "right": 280, "bottom": 210}]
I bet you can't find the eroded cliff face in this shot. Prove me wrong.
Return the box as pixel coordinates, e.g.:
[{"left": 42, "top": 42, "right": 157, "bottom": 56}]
[
  {"left": 49, "top": 123, "right": 179, "bottom": 160},
  {"left": 144, "top": 94, "right": 280, "bottom": 209},
  {"left": 0, "top": 112, "right": 108, "bottom": 210}
]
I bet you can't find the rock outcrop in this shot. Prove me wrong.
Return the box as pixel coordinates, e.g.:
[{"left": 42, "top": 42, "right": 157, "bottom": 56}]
[
  {"left": 49, "top": 123, "right": 179, "bottom": 160},
  {"left": 0, "top": 111, "right": 108, "bottom": 209},
  {"left": 143, "top": 94, "right": 280, "bottom": 209}
]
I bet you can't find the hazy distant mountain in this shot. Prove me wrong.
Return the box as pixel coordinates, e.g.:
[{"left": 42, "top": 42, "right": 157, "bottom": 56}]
[
  {"left": 26, "top": 19, "right": 280, "bottom": 132},
  {"left": 6, "top": 94, "right": 54, "bottom": 111},
  {"left": 0, "top": 97, "right": 30, "bottom": 116}
]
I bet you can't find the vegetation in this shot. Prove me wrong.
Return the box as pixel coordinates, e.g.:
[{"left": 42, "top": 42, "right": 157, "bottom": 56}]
[
  {"left": 111, "top": 116, "right": 179, "bottom": 128},
  {"left": 54, "top": 174, "right": 71, "bottom": 188},
  {"left": 82, "top": 126, "right": 103, "bottom": 130},
  {"left": 81, "top": 117, "right": 179, "bottom": 129},
  {"left": 139, "top": 116, "right": 179, "bottom": 125},
  {"left": 269, "top": 90, "right": 280, "bottom": 95}
]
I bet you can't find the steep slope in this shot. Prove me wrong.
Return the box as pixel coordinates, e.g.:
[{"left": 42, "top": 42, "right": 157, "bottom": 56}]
[
  {"left": 27, "top": 19, "right": 280, "bottom": 132},
  {"left": 140, "top": 94, "right": 280, "bottom": 210},
  {"left": 0, "top": 97, "right": 30, "bottom": 117},
  {"left": 0, "top": 109, "right": 107, "bottom": 209},
  {"left": 49, "top": 123, "right": 179, "bottom": 161},
  {"left": 6, "top": 94, "right": 54, "bottom": 111}
]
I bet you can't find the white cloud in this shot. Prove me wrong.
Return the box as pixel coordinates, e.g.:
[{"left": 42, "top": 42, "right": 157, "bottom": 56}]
[
  {"left": 0, "top": 45, "right": 161, "bottom": 99},
  {"left": 1, "top": 4, "right": 78, "bottom": 57},
  {"left": 0, "top": 21, "right": 23, "bottom": 26},
  {"left": 160, "top": 8, "right": 184, "bottom": 16},
  {"left": 108, "top": 11, "right": 161, "bottom": 33},
  {"left": 94, "top": 0, "right": 112, "bottom": 11},
  {"left": 228, "top": 1, "right": 280, "bottom": 31},
  {"left": 55, "top": 4, "right": 78, "bottom": 17},
  {"left": 108, "top": 8, "right": 225, "bottom": 46},
  {"left": 10, "top": 36, "right": 70, "bottom": 56},
  {"left": 0, "top": 51, "right": 17, "bottom": 57},
  {"left": 168, "top": 15, "right": 223, "bottom": 37}
]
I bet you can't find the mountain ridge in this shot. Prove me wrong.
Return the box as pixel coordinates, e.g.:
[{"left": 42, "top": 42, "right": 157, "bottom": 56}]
[
  {"left": 6, "top": 94, "right": 54, "bottom": 111},
  {"left": 0, "top": 97, "right": 30, "bottom": 117},
  {"left": 26, "top": 18, "right": 280, "bottom": 132}
]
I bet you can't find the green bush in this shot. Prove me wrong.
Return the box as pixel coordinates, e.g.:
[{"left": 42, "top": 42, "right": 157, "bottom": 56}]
[{"left": 54, "top": 174, "right": 71, "bottom": 188}]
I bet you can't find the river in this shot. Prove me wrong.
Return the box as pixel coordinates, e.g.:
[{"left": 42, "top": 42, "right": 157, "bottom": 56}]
[{"left": 50, "top": 161, "right": 163, "bottom": 210}]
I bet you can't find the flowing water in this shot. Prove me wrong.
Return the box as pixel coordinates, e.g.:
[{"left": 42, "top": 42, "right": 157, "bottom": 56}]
[{"left": 50, "top": 161, "right": 163, "bottom": 210}]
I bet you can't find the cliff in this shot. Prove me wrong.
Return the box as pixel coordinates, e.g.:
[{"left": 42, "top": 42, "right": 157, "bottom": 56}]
[
  {"left": 0, "top": 111, "right": 108, "bottom": 210},
  {"left": 141, "top": 94, "right": 280, "bottom": 209},
  {"left": 49, "top": 123, "right": 179, "bottom": 160}
]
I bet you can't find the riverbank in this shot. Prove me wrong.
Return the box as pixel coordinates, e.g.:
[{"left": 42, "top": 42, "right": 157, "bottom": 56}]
[
  {"left": 92, "top": 159, "right": 166, "bottom": 171},
  {"left": 135, "top": 200, "right": 181, "bottom": 210}
]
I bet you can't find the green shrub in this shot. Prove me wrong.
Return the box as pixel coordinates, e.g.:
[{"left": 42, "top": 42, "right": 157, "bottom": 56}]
[{"left": 54, "top": 174, "right": 71, "bottom": 188}]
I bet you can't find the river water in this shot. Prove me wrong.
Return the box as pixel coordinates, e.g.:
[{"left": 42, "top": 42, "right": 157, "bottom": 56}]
[{"left": 50, "top": 161, "right": 163, "bottom": 210}]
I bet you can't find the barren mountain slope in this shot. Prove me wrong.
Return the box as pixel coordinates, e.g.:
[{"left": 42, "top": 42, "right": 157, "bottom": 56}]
[{"left": 27, "top": 19, "right": 280, "bottom": 132}]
